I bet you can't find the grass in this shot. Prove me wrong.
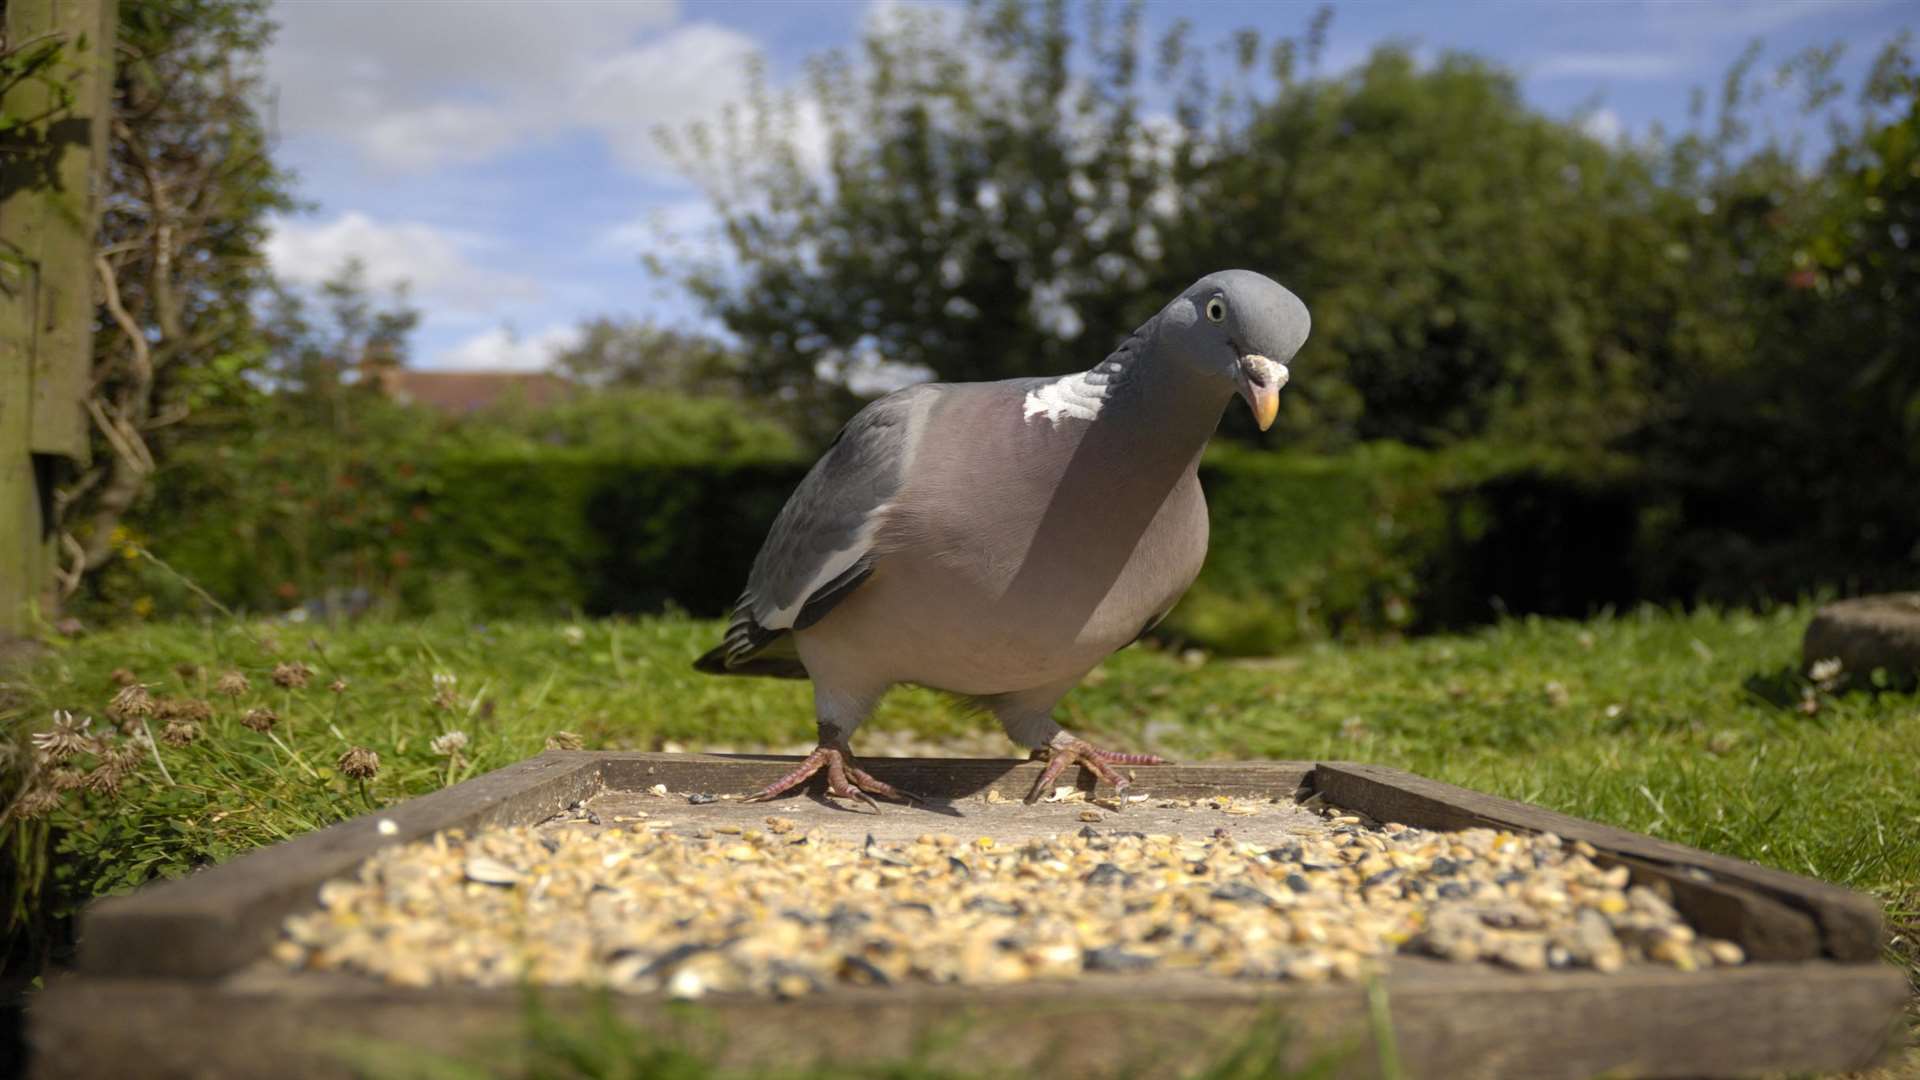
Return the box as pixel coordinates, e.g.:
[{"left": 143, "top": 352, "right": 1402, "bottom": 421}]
[{"left": 2, "top": 602, "right": 1916, "bottom": 1074}]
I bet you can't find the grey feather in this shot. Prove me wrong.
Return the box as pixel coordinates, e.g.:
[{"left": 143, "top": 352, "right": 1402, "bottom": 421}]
[{"left": 697, "top": 384, "right": 937, "bottom": 674}]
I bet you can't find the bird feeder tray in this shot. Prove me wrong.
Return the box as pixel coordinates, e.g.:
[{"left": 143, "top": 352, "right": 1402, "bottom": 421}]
[{"left": 30, "top": 752, "right": 1906, "bottom": 1078}]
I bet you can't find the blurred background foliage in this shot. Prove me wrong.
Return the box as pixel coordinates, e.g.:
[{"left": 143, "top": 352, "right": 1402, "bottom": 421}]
[{"left": 64, "top": 0, "right": 1920, "bottom": 653}]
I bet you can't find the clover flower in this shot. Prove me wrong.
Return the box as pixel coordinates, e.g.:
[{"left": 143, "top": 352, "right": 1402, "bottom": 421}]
[
  {"left": 84, "top": 767, "right": 123, "bottom": 796},
  {"left": 31, "top": 710, "right": 92, "bottom": 761},
  {"left": 49, "top": 766, "right": 87, "bottom": 792},
  {"left": 339, "top": 746, "right": 381, "bottom": 780},
  {"left": 431, "top": 672, "right": 459, "bottom": 711},
  {"left": 155, "top": 697, "right": 213, "bottom": 722},
  {"left": 160, "top": 720, "right": 201, "bottom": 747},
  {"left": 108, "top": 683, "right": 154, "bottom": 721},
  {"left": 12, "top": 787, "right": 62, "bottom": 819}
]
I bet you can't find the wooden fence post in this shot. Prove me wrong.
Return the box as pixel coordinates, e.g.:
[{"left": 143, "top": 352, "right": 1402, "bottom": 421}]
[{"left": 1, "top": 0, "right": 116, "bottom": 637}]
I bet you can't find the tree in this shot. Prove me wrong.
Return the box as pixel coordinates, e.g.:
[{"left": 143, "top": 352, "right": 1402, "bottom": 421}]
[
  {"left": 661, "top": 1, "right": 1716, "bottom": 450},
  {"left": 1631, "top": 40, "right": 1920, "bottom": 599},
  {"left": 259, "top": 257, "right": 420, "bottom": 421},
  {"left": 553, "top": 317, "right": 748, "bottom": 397},
  {"left": 52, "top": 0, "right": 292, "bottom": 596},
  {"left": 663, "top": 0, "right": 1190, "bottom": 439},
  {"left": 1804, "top": 44, "right": 1919, "bottom": 453},
  {"left": 1161, "top": 45, "right": 1716, "bottom": 449},
  {"left": 115, "top": 259, "right": 426, "bottom": 618}
]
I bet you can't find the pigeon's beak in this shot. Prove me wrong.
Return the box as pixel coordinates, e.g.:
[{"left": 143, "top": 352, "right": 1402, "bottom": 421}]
[{"left": 1235, "top": 354, "right": 1288, "bottom": 432}]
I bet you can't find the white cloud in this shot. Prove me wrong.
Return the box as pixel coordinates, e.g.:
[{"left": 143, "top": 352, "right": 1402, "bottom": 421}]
[
  {"left": 863, "top": 0, "right": 965, "bottom": 39},
  {"left": 601, "top": 198, "right": 725, "bottom": 259},
  {"left": 1534, "top": 50, "right": 1689, "bottom": 81},
  {"left": 267, "top": 1, "right": 679, "bottom": 141},
  {"left": 430, "top": 324, "right": 585, "bottom": 372},
  {"left": 354, "top": 103, "right": 526, "bottom": 174},
  {"left": 1640, "top": 0, "right": 1878, "bottom": 39},
  {"left": 1530, "top": 1, "right": 1880, "bottom": 85},
  {"left": 266, "top": 2, "right": 823, "bottom": 179},
  {"left": 566, "top": 24, "right": 765, "bottom": 174},
  {"left": 1579, "top": 107, "right": 1626, "bottom": 145},
  {"left": 265, "top": 211, "right": 541, "bottom": 312}
]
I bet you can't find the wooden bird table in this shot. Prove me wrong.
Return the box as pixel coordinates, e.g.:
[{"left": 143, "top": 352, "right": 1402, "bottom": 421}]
[{"left": 28, "top": 753, "right": 1908, "bottom": 1078}]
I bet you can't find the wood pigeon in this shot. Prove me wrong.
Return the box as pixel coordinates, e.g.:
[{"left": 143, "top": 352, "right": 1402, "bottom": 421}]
[{"left": 697, "top": 270, "right": 1310, "bottom": 806}]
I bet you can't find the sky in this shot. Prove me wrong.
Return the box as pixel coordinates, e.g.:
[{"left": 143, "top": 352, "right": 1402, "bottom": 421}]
[{"left": 259, "top": 0, "right": 1917, "bottom": 372}]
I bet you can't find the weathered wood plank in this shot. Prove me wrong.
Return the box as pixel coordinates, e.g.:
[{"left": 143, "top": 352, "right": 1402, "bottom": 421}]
[
  {"left": 0, "top": 378, "right": 41, "bottom": 635},
  {"left": 77, "top": 753, "right": 602, "bottom": 978},
  {"left": 595, "top": 752, "right": 1316, "bottom": 802},
  {"left": 27, "top": 0, "right": 114, "bottom": 461},
  {"left": 1, "top": 0, "right": 114, "bottom": 636},
  {"left": 30, "top": 960, "right": 1908, "bottom": 1079},
  {"left": 1310, "top": 762, "right": 1884, "bottom": 962}
]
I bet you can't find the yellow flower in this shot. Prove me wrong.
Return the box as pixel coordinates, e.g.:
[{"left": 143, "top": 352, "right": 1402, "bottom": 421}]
[{"left": 132, "top": 596, "right": 155, "bottom": 617}]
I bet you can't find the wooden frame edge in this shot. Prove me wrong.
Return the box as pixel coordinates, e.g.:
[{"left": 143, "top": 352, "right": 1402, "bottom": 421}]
[
  {"left": 1308, "top": 762, "right": 1885, "bottom": 962},
  {"left": 30, "top": 960, "right": 1908, "bottom": 1079},
  {"left": 75, "top": 751, "right": 604, "bottom": 978}
]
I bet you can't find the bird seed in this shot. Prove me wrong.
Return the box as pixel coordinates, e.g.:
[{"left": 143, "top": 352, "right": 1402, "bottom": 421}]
[{"left": 277, "top": 791, "right": 1741, "bottom": 999}]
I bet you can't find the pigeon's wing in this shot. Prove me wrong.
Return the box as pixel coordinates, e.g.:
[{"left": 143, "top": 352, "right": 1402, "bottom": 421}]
[{"left": 695, "top": 384, "right": 940, "bottom": 678}]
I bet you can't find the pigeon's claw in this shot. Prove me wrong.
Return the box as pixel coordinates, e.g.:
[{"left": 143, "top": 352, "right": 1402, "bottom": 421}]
[
  {"left": 1025, "top": 733, "right": 1167, "bottom": 804},
  {"left": 746, "top": 743, "right": 919, "bottom": 811}
]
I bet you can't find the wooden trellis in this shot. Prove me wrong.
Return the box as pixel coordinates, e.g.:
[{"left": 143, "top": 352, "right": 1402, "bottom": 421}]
[{"left": 1, "top": 0, "right": 114, "bottom": 636}]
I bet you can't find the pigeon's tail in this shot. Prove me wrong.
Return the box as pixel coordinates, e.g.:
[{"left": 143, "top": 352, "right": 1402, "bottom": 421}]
[
  {"left": 692, "top": 644, "right": 733, "bottom": 675},
  {"left": 692, "top": 634, "right": 809, "bottom": 680}
]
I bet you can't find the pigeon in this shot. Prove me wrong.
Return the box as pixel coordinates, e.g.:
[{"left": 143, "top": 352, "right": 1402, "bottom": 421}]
[{"left": 696, "top": 270, "right": 1310, "bottom": 806}]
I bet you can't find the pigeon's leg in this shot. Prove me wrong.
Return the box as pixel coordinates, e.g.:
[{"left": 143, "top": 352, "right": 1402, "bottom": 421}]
[
  {"left": 987, "top": 682, "right": 1166, "bottom": 804},
  {"left": 745, "top": 685, "right": 917, "bottom": 809}
]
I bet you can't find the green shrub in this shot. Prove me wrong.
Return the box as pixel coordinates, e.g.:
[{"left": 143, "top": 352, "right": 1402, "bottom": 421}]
[
  {"left": 103, "top": 393, "right": 805, "bottom": 621},
  {"left": 117, "top": 405, "right": 1903, "bottom": 655},
  {"left": 1171, "top": 444, "right": 1429, "bottom": 653},
  {"left": 110, "top": 410, "right": 438, "bottom": 617},
  {"left": 456, "top": 390, "right": 802, "bottom": 463},
  {"left": 419, "top": 454, "right": 809, "bottom": 618},
  {"left": 120, "top": 419, "right": 1649, "bottom": 654}
]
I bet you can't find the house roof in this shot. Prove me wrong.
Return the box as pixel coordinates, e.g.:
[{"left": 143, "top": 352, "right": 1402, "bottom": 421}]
[{"left": 373, "top": 370, "right": 573, "bottom": 415}]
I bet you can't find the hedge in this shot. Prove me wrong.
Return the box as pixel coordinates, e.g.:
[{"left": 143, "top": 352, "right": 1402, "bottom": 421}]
[{"left": 124, "top": 431, "right": 1735, "bottom": 653}]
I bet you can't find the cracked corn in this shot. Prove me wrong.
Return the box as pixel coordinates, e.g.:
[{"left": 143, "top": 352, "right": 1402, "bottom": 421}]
[{"left": 279, "top": 813, "right": 1740, "bottom": 997}]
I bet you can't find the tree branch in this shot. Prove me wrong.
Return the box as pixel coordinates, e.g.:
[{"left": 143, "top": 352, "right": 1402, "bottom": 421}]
[{"left": 67, "top": 254, "right": 162, "bottom": 577}]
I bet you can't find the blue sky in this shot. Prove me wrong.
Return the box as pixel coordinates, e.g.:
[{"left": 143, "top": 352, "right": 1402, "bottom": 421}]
[{"left": 260, "top": 0, "right": 1915, "bottom": 371}]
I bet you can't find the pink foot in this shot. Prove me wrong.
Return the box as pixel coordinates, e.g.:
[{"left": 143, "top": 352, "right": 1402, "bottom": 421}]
[
  {"left": 1026, "top": 733, "right": 1166, "bottom": 803},
  {"left": 745, "top": 742, "right": 918, "bottom": 811}
]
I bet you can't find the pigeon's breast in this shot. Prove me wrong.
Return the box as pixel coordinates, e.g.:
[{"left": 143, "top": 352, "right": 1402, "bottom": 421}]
[{"left": 799, "top": 384, "right": 1210, "bottom": 694}]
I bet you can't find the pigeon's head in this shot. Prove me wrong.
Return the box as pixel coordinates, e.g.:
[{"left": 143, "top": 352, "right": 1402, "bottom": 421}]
[{"left": 1160, "top": 269, "right": 1310, "bottom": 431}]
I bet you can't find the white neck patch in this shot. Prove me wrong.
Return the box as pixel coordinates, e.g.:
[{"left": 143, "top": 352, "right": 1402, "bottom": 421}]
[{"left": 1022, "top": 371, "right": 1106, "bottom": 426}]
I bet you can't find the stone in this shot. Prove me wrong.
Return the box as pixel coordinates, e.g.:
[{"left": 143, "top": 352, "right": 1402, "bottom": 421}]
[{"left": 1802, "top": 593, "right": 1920, "bottom": 690}]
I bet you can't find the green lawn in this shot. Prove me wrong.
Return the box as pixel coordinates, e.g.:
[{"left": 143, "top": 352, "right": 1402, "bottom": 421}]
[{"left": 3, "top": 604, "right": 1917, "bottom": 1071}]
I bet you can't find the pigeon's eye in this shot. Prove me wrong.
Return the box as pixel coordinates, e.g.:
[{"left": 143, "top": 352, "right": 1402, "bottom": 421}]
[{"left": 1205, "top": 297, "right": 1227, "bottom": 323}]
